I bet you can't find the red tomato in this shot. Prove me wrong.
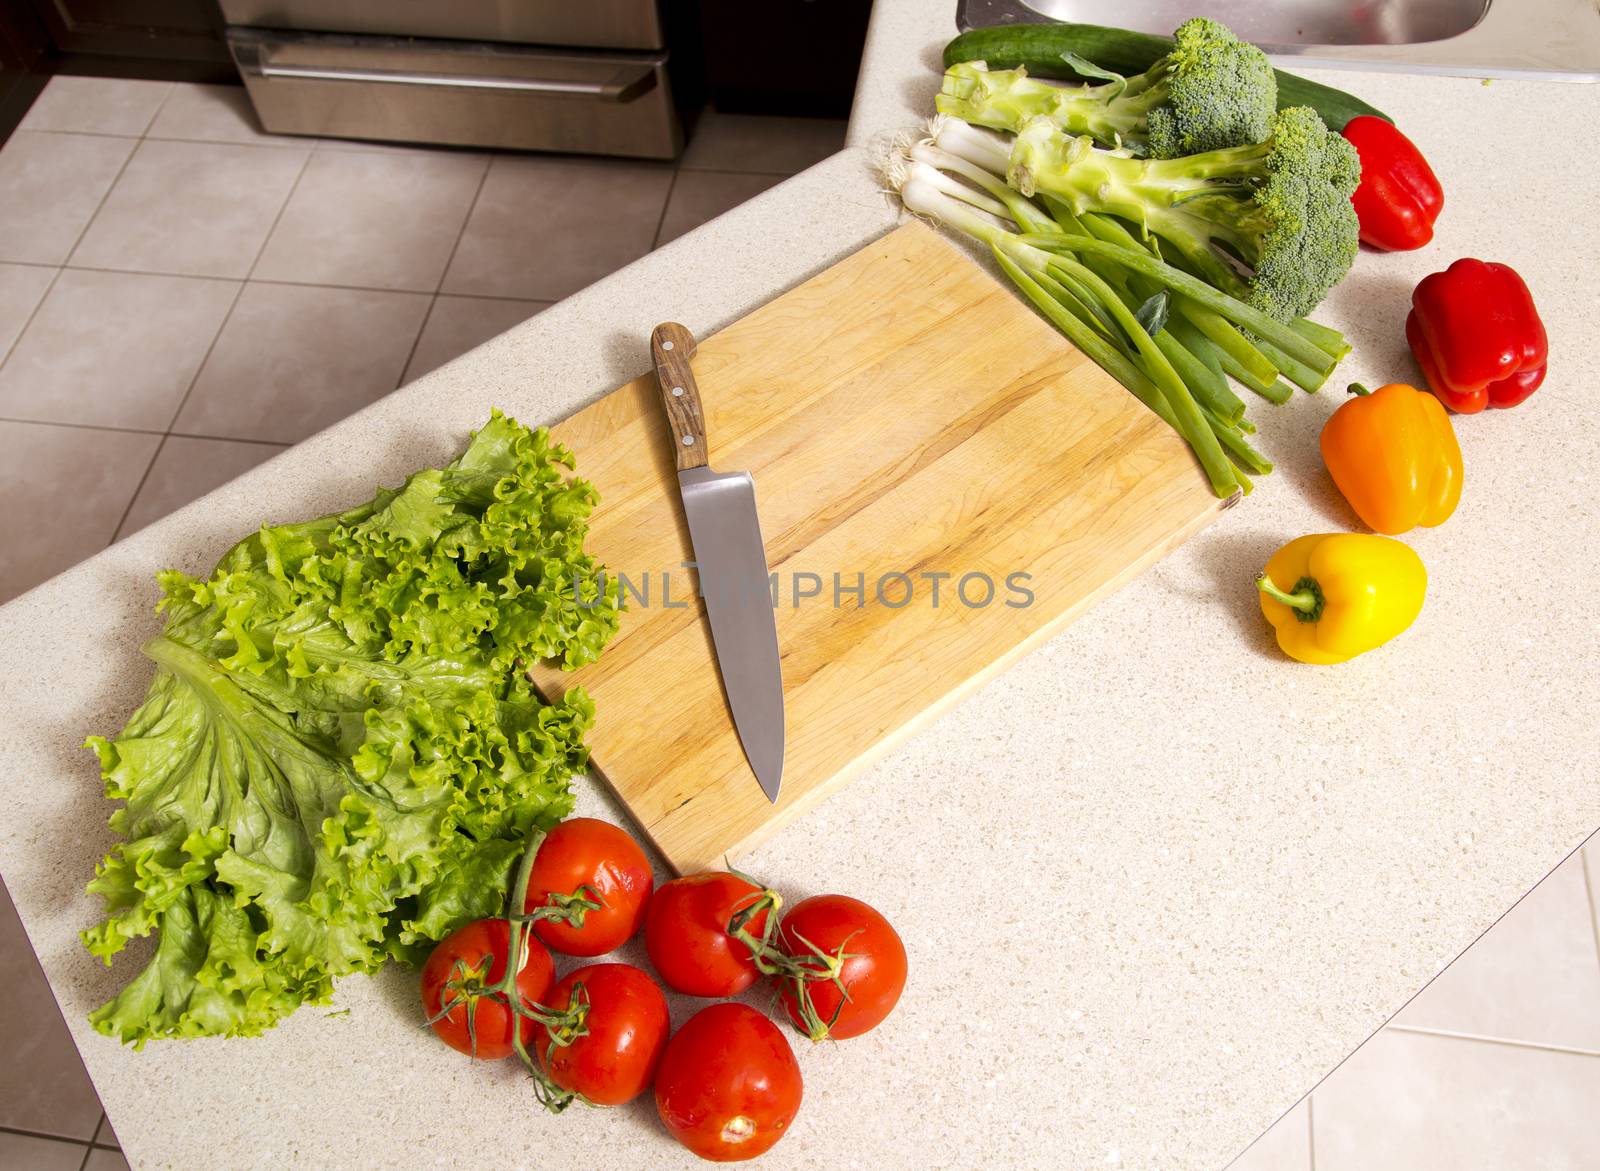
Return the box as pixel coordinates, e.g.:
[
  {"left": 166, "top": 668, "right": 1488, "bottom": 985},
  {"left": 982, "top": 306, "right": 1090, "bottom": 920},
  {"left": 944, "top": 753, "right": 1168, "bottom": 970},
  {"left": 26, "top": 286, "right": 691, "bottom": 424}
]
[
  {"left": 655, "top": 1002, "right": 803, "bottom": 1162},
  {"left": 645, "top": 872, "right": 772, "bottom": 997},
  {"left": 777, "top": 894, "right": 907, "bottom": 1041},
  {"left": 523, "top": 817, "right": 654, "bottom": 957},
  {"left": 536, "top": 963, "right": 671, "bottom": 1107},
  {"left": 420, "top": 918, "right": 555, "bottom": 1060}
]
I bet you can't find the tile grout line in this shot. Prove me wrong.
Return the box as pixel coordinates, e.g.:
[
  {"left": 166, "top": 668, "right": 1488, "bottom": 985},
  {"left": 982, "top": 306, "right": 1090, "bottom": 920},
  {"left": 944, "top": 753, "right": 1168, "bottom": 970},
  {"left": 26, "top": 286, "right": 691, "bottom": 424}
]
[
  {"left": 137, "top": 81, "right": 177, "bottom": 137},
  {"left": 1386, "top": 1023, "right": 1600, "bottom": 1059},
  {"left": 0, "top": 265, "right": 63, "bottom": 374},
  {"left": 395, "top": 295, "right": 439, "bottom": 389},
  {"left": 121, "top": 140, "right": 315, "bottom": 487},
  {"left": 0, "top": 414, "right": 289, "bottom": 445},
  {"left": 1, "top": 117, "right": 147, "bottom": 376},
  {"left": 0, "top": 1122, "right": 99, "bottom": 1145},
  {"left": 109, "top": 434, "right": 168, "bottom": 544},
  {"left": 241, "top": 149, "right": 316, "bottom": 286},
  {"left": 395, "top": 154, "right": 495, "bottom": 387},
  {"left": 103, "top": 141, "right": 312, "bottom": 544},
  {"left": 648, "top": 166, "right": 683, "bottom": 251},
  {"left": 59, "top": 130, "right": 143, "bottom": 272},
  {"left": 48, "top": 263, "right": 460, "bottom": 299},
  {"left": 75, "top": 1137, "right": 92, "bottom": 1171},
  {"left": 432, "top": 154, "right": 494, "bottom": 299}
]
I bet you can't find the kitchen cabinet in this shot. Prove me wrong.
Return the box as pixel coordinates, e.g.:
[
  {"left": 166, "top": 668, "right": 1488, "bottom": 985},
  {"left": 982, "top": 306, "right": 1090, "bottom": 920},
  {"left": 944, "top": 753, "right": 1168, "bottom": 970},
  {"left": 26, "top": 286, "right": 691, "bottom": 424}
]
[
  {"left": 0, "top": 0, "right": 49, "bottom": 137},
  {"left": 699, "top": 0, "right": 868, "bottom": 116},
  {"left": 27, "top": 0, "right": 231, "bottom": 66}
]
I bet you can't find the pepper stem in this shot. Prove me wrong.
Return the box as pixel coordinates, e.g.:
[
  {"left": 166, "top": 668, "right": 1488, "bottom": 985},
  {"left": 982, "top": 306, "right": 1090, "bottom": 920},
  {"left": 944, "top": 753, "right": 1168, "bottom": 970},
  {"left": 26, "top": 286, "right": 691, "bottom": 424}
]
[
  {"left": 1255, "top": 572, "right": 1317, "bottom": 613},
  {"left": 1346, "top": 382, "right": 1374, "bottom": 396}
]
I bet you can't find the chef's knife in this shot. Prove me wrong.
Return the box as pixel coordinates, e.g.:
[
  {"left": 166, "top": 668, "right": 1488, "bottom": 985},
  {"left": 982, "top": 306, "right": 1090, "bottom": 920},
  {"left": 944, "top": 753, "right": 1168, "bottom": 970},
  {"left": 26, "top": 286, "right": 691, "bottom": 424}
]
[{"left": 650, "top": 322, "right": 785, "bottom": 803}]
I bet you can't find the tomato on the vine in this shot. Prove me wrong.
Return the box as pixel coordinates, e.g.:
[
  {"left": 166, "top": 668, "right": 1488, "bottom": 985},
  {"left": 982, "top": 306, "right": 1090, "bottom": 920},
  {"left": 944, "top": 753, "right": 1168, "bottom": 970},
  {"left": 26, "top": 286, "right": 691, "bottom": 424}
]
[
  {"left": 645, "top": 872, "right": 772, "bottom": 997},
  {"left": 535, "top": 963, "right": 671, "bottom": 1107},
  {"left": 777, "top": 894, "right": 906, "bottom": 1041},
  {"left": 420, "top": 918, "right": 555, "bottom": 1060},
  {"left": 655, "top": 1002, "right": 803, "bottom": 1162},
  {"left": 523, "top": 817, "right": 654, "bottom": 957}
]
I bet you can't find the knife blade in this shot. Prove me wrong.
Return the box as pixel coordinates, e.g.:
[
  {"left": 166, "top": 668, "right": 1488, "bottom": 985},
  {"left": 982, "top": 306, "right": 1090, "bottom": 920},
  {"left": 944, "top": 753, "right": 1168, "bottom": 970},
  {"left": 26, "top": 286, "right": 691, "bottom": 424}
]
[{"left": 650, "top": 322, "right": 785, "bottom": 802}]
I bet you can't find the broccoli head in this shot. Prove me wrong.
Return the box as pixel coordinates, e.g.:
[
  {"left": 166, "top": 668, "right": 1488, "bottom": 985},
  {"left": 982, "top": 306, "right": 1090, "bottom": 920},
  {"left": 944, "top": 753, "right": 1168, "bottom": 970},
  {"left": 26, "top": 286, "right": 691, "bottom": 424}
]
[
  {"left": 1008, "top": 106, "right": 1361, "bottom": 320},
  {"left": 935, "top": 17, "right": 1276, "bottom": 158},
  {"left": 1144, "top": 18, "right": 1278, "bottom": 157}
]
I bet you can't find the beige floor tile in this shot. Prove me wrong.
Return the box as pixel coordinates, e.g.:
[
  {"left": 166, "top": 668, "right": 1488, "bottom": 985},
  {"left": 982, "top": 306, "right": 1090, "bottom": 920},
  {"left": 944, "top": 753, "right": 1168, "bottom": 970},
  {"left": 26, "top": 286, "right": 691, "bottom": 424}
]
[
  {"left": 253, "top": 148, "right": 487, "bottom": 291},
  {"left": 0, "top": 263, "right": 55, "bottom": 359},
  {"left": 0, "top": 882, "right": 104, "bottom": 1141},
  {"left": 0, "top": 421, "right": 158, "bottom": 602},
  {"left": 0, "top": 269, "right": 236, "bottom": 429},
  {"left": 94, "top": 1113, "right": 119, "bottom": 1149},
  {"left": 1392, "top": 852, "right": 1600, "bottom": 1049},
  {"left": 0, "top": 1132, "right": 89, "bottom": 1171},
  {"left": 679, "top": 108, "right": 846, "bottom": 175},
  {"left": 0, "top": 132, "right": 134, "bottom": 265},
  {"left": 146, "top": 82, "right": 294, "bottom": 147},
  {"left": 118, "top": 435, "right": 286, "bottom": 538},
  {"left": 84, "top": 1147, "right": 131, "bottom": 1171},
  {"left": 441, "top": 155, "right": 672, "bottom": 300},
  {"left": 176, "top": 282, "right": 429, "bottom": 443},
  {"left": 1313, "top": 1030, "right": 1600, "bottom": 1170},
  {"left": 656, "top": 170, "right": 784, "bottom": 247},
  {"left": 71, "top": 139, "right": 308, "bottom": 279},
  {"left": 19, "top": 76, "right": 171, "bottom": 136},
  {"left": 1227, "top": 1099, "right": 1310, "bottom": 1171},
  {"left": 403, "top": 295, "right": 546, "bottom": 383}
]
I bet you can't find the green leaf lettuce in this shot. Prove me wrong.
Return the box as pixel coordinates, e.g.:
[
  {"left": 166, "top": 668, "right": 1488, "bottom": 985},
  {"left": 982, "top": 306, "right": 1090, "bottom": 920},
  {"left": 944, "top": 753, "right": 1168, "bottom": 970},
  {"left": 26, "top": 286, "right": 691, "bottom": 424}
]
[{"left": 83, "top": 412, "right": 621, "bottom": 1046}]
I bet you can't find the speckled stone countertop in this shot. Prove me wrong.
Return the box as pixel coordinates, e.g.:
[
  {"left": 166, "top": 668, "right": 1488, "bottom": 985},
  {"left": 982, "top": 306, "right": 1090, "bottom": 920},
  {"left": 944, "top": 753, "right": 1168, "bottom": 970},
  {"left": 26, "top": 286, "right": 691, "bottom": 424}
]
[{"left": 2, "top": 5, "right": 1598, "bottom": 1169}]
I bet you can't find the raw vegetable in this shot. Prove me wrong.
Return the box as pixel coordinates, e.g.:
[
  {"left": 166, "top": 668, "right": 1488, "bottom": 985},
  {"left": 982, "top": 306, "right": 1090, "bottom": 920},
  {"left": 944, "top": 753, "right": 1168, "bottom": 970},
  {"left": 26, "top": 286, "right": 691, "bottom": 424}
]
[
  {"left": 776, "top": 894, "right": 906, "bottom": 1041},
  {"left": 644, "top": 871, "right": 771, "bottom": 997},
  {"left": 1007, "top": 105, "right": 1361, "bottom": 321},
  {"left": 941, "top": 22, "right": 1392, "bottom": 129},
  {"left": 937, "top": 18, "right": 1275, "bottom": 158},
  {"left": 82, "top": 411, "right": 621, "bottom": 1046},
  {"left": 522, "top": 817, "right": 654, "bottom": 957},
  {"left": 1255, "top": 534, "right": 1427, "bottom": 664},
  {"left": 1321, "top": 383, "right": 1462, "bottom": 534},
  {"left": 655, "top": 1002, "right": 804, "bottom": 1163},
  {"left": 1407, "top": 258, "right": 1548, "bottom": 412},
  {"left": 420, "top": 917, "right": 556, "bottom": 1059},
  {"left": 534, "top": 962, "right": 671, "bottom": 1109},
  {"left": 1341, "top": 116, "right": 1444, "bottom": 251},
  {"left": 888, "top": 119, "right": 1352, "bottom": 498}
]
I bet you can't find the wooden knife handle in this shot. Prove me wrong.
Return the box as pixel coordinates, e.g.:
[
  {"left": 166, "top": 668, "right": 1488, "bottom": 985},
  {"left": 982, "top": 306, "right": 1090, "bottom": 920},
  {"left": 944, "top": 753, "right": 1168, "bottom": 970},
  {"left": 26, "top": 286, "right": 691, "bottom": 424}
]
[{"left": 651, "top": 322, "right": 708, "bottom": 472}]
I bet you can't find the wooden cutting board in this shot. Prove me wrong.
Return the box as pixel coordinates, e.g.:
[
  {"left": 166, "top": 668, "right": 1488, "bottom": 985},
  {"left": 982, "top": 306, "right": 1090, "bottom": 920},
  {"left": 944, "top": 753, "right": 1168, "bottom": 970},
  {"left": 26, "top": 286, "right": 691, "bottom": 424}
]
[{"left": 528, "top": 222, "right": 1236, "bottom": 874}]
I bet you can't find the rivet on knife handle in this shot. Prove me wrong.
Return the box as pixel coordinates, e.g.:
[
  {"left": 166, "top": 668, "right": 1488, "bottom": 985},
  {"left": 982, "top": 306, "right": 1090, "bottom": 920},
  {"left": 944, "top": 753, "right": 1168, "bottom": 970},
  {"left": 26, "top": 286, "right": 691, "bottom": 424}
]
[{"left": 651, "top": 322, "right": 708, "bottom": 472}]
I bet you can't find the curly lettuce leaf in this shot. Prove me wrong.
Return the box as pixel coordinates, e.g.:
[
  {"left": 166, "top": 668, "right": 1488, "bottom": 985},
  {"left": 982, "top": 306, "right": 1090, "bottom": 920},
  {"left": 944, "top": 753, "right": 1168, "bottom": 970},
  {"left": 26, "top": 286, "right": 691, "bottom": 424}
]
[{"left": 84, "top": 412, "right": 620, "bottom": 1046}]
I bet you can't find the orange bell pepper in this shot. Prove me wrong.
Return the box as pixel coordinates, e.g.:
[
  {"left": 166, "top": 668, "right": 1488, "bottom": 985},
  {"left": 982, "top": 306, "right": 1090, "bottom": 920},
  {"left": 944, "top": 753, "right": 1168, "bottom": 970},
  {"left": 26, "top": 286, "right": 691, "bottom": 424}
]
[{"left": 1320, "top": 382, "right": 1462, "bottom": 535}]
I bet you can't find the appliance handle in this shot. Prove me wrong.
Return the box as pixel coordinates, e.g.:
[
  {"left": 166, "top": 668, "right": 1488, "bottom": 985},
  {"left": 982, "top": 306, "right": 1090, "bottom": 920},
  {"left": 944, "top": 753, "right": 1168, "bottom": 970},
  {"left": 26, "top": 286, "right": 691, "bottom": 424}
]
[{"left": 252, "top": 60, "right": 657, "bottom": 102}]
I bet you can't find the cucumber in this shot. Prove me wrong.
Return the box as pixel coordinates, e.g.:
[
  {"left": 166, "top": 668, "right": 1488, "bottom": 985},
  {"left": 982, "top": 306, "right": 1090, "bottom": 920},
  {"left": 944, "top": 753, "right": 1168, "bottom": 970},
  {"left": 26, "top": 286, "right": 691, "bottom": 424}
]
[{"left": 943, "top": 23, "right": 1392, "bottom": 130}]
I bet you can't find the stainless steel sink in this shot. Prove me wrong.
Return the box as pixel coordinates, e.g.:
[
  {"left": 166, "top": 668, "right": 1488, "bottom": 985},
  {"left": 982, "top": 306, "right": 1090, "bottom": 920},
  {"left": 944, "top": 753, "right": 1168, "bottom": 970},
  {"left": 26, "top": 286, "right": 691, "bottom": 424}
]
[{"left": 957, "top": 0, "right": 1600, "bottom": 80}]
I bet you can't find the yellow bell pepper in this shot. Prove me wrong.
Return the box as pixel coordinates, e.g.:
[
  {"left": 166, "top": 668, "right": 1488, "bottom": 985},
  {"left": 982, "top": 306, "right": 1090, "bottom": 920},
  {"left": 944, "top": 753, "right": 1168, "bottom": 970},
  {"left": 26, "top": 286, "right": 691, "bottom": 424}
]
[{"left": 1255, "top": 534, "right": 1427, "bottom": 664}]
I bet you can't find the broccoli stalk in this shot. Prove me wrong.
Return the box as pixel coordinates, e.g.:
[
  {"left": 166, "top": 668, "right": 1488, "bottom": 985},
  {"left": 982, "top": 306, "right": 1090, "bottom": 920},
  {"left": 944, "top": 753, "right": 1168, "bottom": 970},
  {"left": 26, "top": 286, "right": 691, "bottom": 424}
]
[
  {"left": 936, "top": 17, "right": 1276, "bottom": 158},
  {"left": 1007, "top": 106, "right": 1361, "bottom": 321}
]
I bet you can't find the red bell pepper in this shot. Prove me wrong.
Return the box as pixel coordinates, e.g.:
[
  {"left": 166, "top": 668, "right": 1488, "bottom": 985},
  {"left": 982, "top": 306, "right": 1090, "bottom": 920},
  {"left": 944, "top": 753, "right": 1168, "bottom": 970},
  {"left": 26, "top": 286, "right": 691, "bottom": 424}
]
[
  {"left": 1341, "top": 116, "right": 1443, "bottom": 251},
  {"left": 1406, "top": 258, "right": 1547, "bottom": 413}
]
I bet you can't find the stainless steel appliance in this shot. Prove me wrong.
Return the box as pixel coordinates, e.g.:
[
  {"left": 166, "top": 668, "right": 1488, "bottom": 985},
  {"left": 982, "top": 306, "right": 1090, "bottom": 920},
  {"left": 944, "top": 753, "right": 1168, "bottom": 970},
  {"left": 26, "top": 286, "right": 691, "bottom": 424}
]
[
  {"left": 221, "top": 0, "right": 682, "bottom": 157},
  {"left": 956, "top": 0, "right": 1600, "bottom": 81}
]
